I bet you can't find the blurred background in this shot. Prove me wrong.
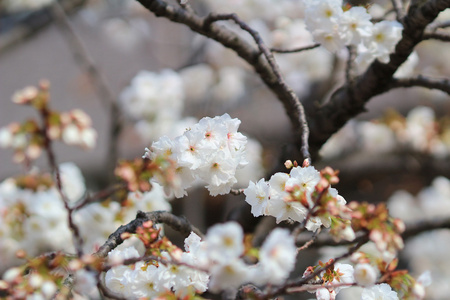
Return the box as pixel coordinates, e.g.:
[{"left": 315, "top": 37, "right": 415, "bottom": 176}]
[{"left": 1, "top": 0, "right": 450, "bottom": 298}]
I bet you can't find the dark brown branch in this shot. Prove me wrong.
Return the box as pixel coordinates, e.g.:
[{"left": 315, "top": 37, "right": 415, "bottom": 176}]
[
  {"left": 95, "top": 210, "right": 204, "bottom": 257},
  {"left": 307, "top": 0, "right": 450, "bottom": 158},
  {"left": 135, "top": 0, "right": 311, "bottom": 163},
  {"left": 423, "top": 31, "right": 450, "bottom": 41},
  {"left": 51, "top": 2, "right": 123, "bottom": 181},
  {"left": 270, "top": 44, "right": 320, "bottom": 54},
  {"left": 388, "top": 76, "right": 450, "bottom": 94}
]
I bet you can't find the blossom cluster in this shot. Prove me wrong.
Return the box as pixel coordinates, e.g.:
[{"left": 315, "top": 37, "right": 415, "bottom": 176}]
[
  {"left": 120, "top": 67, "right": 250, "bottom": 144},
  {"left": 119, "top": 69, "right": 194, "bottom": 143},
  {"left": 105, "top": 222, "right": 297, "bottom": 298},
  {"left": 303, "top": 0, "right": 403, "bottom": 67},
  {"left": 0, "top": 162, "right": 173, "bottom": 273},
  {"left": 144, "top": 113, "right": 248, "bottom": 197},
  {"left": 0, "top": 84, "right": 97, "bottom": 163},
  {"left": 320, "top": 106, "right": 450, "bottom": 159},
  {"left": 244, "top": 165, "right": 354, "bottom": 239}
]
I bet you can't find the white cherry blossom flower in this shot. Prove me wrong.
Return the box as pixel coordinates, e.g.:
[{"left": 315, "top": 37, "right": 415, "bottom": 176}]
[
  {"left": 361, "top": 283, "right": 399, "bottom": 300},
  {"left": 244, "top": 178, "right": 270, "bottom": 217},
  {"left": 258, "top": 228, "right": 297, "bottom": 284},
  {"left": 205, "top": 222, "right": 244, "bottom": 263}
]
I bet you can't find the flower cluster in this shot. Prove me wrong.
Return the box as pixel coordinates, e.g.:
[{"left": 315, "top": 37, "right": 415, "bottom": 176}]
[
  {"left": 349, "top": 202, "right": 405, "bottom": 257},
  {"left": 0, "top": 162, "right": 173, "bottom": 273},
  {"left": 144, "top": 113, "right": 248, "bottom": 197},
  {"left": 0, "top": 83, "right": 97, "bottom": 163},
  {"left": 104, "top": 222, "right": 297, "bottom": 298},
  {"left": 303, "top": 261, "right": 354, "bottom": 299},
  {"left": 0, "top": 163, "right": 82, "bottom": 273},
  {"left": 244, "top": 165, "right": 354, "bottom": 239},
  {"left": 303, "top": 0, "right": 403, "bottom": 67},
  {"left": 120, "top": 69, "right": 198, "bottom": 143}
]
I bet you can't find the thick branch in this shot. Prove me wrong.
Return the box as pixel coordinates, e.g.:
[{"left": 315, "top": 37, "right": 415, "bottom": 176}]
[
  {"left": 308, "top": 0, "right": 450, "bottom": 157},
  {"left": 135, "top": 0, "right": 311, "bottom": 162},
  {"left": 95, "top": 210, "right": 204, "bottom": 257}
]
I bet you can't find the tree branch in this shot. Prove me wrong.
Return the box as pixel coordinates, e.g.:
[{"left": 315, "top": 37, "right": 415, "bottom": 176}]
[
  {"left": 265, "top": 237, "right": 368, "bottom": 299},
  {"left": 423, "top": 31, "right": 450, "bottom": 41},
  {"left": 295, "top": 217, "right": 450, "bottom": 249},
  {"left": 94, "top": 210, "right": 204, "bottom": 258},
  {"left": 270, "top": 44, "right": 320, "bottom": 54},
  {"left": 387, "top": 75, "right": 450, "bottom": 94},
  {"left": 135, "top": 0, "right": 311, "bottom": 163},
  {"left": 307, "top": 0, "right": 450, "bottom": 158}
]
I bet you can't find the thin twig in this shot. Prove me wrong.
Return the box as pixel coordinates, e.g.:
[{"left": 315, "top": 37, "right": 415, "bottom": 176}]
[
  {"left": 39, "top": 106, "right": 84, "bottom": 257},
  {"left": 51, "top": 2, "right": 123, "bottom": 181},
  {"left": 102, "top": 254, "right": 209, "bottom": 273},
  {"left": 73, "top": 183, "right": 127, "bottom": 211},
  {"left": 294, "top": 217, "right": 450, "bottom": 249},
  {"left": 270, "top": 43, "right": 320, "bottom": 54},
  {"left": 264, "top": 236, "right": 368, "bottom": 299},
  {"left": 95, "top": 210, "right": 204, "bottom": 257},
  {"left": 387, "top": 75, "right": 450, "bottom": 95},
  {"left": 423, "top": 32, "right": 450, "bottom": 42},
  {"left": 297, "top": 228, "right": 321, "bottom": 252}
]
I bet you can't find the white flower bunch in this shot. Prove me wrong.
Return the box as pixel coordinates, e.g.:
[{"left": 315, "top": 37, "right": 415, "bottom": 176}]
[
  {"left": 303, "top": 262, "right": 354, "bottom": 299},
  {"left": 145, "top": 113, "right": 248, "bottom": 197},
  {"left": 244, "top": 165, "right": 348, "bottom": 232},
  {"left": 120, "top": 69, "right": 190, "bottom": 142},
  {"left": 0, "top": 162, "right": 173, "bottom": 271},
  {"left": 75, "top": 182, "right": 173, "bottom": 253},
  {"left": 104, "top": 223, "right": 298, "bottom": 298},
  {"left": 302, "top": 0, "right": 403, "bottom": 66},
  {"left": 0, "top": 163, "right": 83, "bottom": 273}
]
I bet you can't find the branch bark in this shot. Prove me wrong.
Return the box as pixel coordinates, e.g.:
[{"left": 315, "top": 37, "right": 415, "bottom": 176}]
[
  {"left": 387, "top": 76, "right": 450, "bottom": 94},
  {"left": 95, "top": 210, "right": 204, "bottom": 257}
]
